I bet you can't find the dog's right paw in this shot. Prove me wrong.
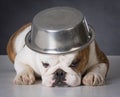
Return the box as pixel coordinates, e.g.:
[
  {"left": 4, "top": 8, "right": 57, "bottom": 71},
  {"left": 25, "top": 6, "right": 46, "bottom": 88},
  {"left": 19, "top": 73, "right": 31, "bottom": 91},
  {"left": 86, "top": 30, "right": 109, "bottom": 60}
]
[
  {"left": 82, "top": 72, "right": 104, "bottom": 86},
  {"left": 14, "top": 70, "right": 35, "bottom": 85}
]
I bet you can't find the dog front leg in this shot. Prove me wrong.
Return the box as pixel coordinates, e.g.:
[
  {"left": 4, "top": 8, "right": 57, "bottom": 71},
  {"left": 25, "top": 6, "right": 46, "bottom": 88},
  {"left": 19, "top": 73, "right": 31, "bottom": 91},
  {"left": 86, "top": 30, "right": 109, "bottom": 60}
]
[
  {"left": 14, "top": 62, "right": 35, "bottom": 85},
  {"left": 82, "top": 63, "right": 108, "bottom": 86}
]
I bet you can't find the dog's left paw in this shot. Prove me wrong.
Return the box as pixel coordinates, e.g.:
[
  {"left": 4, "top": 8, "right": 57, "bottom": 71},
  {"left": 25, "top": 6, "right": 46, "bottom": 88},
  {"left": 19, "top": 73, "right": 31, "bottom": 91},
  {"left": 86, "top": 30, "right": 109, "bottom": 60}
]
[
  {"left": 82, "top": 72, "right": 104, "bottom": 86},
  {"left": 14, "top": 70, "right": 35, "bottom": 85}
]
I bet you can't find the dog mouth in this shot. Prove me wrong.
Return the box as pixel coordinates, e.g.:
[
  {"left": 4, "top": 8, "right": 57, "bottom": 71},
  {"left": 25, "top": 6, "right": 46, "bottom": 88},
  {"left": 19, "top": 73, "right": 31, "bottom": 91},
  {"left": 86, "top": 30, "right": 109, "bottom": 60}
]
[
  {"left": 52, "top": 74, "right": 70, "bottom": 87},
  {"left": 52, "top": 80, "right": 69, "bottom": 87}
]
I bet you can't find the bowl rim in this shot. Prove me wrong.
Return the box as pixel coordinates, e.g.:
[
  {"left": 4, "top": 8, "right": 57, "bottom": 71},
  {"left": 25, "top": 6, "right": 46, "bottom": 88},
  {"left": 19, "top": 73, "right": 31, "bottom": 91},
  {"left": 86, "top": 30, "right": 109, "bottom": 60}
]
[{"left": 25, "top": 26, "right": 95, "bottom": 54}]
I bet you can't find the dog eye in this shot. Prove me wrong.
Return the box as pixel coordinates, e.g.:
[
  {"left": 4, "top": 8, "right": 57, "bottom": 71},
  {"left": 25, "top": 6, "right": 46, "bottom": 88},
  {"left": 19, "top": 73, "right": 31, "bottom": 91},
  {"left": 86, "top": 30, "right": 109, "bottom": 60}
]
[
  {"left": 42, "top": 62, "right": 49, "bottom": 68},
  {"left": 69, "top": 59, "right": 80, "bottom": 68}
]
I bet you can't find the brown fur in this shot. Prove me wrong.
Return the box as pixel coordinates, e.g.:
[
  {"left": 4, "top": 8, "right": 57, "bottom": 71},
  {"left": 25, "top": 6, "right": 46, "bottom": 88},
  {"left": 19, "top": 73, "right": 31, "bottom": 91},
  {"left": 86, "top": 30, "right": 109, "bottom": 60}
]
[
  {"left": 73, "top": 41, "right": 109, "bottom": 76},
  {"left": 95, "top": 42, "right": 109, "bottom": 66},
  {"left": 95, "top": 41, "right": 109, "bottom": 75},
  {"left": 7, "top": 23, "right": 31, "bottom": 63},
  {"left": 73, "top": 45, "right": 90, "bottom": 73}
]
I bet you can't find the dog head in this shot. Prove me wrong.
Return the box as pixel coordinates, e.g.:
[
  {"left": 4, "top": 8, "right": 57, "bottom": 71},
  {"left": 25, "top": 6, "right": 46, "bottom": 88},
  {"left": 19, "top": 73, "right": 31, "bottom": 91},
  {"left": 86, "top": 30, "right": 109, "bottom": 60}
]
[{"left": 37, "top": 47, "right": 89, "bottom": 87}]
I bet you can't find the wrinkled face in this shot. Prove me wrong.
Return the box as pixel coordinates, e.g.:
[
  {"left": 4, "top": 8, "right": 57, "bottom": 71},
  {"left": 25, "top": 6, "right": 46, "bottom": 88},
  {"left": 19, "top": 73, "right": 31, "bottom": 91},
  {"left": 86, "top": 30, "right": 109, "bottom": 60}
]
[{"left": 38, "top": 52, "right": 82, "bottom": 87}]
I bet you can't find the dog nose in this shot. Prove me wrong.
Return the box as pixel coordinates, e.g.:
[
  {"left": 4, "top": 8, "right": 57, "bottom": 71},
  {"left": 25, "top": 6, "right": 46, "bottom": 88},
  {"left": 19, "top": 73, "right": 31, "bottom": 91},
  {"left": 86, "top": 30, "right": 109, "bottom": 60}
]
[
  {"left": 54, "top": 69, "right": 66, "bottom": 81},
  {"left": 53, "top": 69, "right": 67, "bottom": 87}
]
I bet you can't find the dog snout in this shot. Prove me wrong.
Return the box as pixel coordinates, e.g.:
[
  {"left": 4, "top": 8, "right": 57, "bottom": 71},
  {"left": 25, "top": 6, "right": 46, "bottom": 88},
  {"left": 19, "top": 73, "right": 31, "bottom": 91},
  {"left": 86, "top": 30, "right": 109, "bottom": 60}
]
[
  {"left": 54, "top": 69, "right": 66, "bottom": 80},
  {"left": 53, "top": 69, "right": 67, "bottom": 86}
]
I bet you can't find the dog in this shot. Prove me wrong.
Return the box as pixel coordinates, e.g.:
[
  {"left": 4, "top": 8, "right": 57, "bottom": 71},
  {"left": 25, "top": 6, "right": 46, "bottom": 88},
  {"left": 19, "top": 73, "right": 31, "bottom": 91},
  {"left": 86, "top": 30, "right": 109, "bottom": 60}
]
[{"left": 7, "top": 23, "right": 109, "bottom": 87}]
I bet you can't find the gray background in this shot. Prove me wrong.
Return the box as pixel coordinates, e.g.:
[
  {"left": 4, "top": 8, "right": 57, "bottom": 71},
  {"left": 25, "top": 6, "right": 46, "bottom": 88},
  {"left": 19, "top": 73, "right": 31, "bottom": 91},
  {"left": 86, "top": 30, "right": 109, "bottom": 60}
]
[{"left": 0, "top": 0, "right": 120, "bottom": 55}]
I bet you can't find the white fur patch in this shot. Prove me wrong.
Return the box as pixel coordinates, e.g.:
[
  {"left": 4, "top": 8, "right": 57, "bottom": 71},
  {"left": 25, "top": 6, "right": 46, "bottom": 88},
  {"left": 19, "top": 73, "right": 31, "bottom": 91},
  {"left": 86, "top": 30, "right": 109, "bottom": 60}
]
[
  {"left": 14, "top": 25, "right": 31, "bottom": 54},
  {"left": 88, "top": 41, "right": 98, "bottom": 67},
  {"left": 65, "top": 73, "right": 81, "bottom": 86}
]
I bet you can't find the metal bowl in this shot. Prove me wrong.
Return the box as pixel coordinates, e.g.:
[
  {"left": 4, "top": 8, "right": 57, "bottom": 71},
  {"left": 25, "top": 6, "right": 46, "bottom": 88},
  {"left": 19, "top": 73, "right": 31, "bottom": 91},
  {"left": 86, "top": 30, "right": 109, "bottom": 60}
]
[{"left": 25, "top": 7, "right": 95, "bottom": 54}]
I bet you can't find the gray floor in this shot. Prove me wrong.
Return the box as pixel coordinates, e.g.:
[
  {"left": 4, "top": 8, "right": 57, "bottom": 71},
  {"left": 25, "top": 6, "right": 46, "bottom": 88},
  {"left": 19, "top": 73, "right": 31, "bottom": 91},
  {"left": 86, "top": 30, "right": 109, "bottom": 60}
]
[{"left": 0, "top": 55, "right": 120, "bottom": 97}]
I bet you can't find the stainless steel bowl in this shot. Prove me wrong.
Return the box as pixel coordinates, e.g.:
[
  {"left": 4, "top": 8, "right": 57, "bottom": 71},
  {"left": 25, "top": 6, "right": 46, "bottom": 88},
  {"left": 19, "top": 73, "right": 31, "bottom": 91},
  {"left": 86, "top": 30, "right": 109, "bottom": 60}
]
[{"left": 25, "top": 7, "right": 95, "bottom": 54}]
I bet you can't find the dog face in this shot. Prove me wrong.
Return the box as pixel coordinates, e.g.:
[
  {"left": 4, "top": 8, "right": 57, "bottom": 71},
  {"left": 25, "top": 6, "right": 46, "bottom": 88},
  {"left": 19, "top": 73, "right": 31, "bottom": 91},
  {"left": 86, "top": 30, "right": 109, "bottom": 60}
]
[
  {"left": 37, "top": 50, "right": 88, "bottom": 87},
  {"left": 38, "top": 52, "right": 80, "bottom": 87}
]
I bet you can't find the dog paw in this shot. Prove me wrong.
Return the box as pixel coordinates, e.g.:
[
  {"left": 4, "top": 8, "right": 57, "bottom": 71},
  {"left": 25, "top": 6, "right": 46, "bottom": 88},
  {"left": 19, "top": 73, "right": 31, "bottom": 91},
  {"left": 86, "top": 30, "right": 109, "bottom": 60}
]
[
  {"left": 82, "top": 72, "right": 104, "bottom": 86},
  {"left": 14, "top": 70, "right": 35, "bottom": 85}
]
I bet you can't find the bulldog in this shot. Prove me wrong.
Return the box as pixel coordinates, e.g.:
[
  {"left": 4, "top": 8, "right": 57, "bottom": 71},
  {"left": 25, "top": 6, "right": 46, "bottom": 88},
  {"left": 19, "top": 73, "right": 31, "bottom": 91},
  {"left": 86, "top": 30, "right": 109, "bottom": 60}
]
[{"left": 7, "top": 23, "right": 109, "bottom": 87}]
